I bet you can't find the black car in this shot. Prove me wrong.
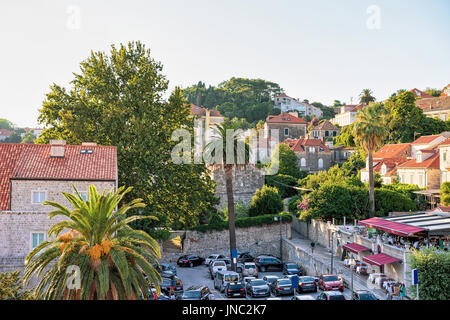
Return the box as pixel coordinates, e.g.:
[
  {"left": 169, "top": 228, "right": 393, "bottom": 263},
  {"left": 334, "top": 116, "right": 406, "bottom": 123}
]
[
  {"left": 282, "top": 262, "right": 302, "bottom": 276},
  {"left": 254, "top": 255, "right": 283, "bottom": 272},
  {"left": 269, "top": 278, "right": 294, "bottom": 296},
  {"left": 225, "top": 282, "right": 246, "bottom": 298},
  {"left": 352, "top": 290, "right": 378, "bottom": 300},
  {"left": 181, "top": 286, "right": 213, "bottom": 300},
  {"left": 246, "top": 279, "right": 270, "bottom": 298},
  {"left": 159, "top": 276, "right": 183, "bottom": 295},
  {"left": 297, "top": 276, "right": 317, "bottom": 293},
  {"left": 177, "top": 254, "right": 205, "bottom": 267},
  {"left": 237, "top": 252, "right": 255, "bottom": 263}
]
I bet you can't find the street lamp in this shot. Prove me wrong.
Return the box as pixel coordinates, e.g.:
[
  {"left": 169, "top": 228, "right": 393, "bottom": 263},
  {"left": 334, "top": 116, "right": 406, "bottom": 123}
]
[{"left": 274, "top": 215, "right": 283, "bottom": 261}]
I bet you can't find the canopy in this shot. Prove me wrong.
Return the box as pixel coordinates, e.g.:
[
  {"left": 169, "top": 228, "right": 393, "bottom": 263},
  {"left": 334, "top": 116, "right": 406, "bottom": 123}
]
[
  {"left": 363, "top": 253, "right": 399, "bottom": 267},
  {"left": 359, "top": 217, "right": 425, "bottom": 237},
  {"left": 342, "top": 242, "right": 371, "bottom": 254}
]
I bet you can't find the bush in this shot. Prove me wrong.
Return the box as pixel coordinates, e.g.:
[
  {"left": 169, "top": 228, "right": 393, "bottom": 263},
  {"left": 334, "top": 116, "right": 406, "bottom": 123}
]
[
  {"left": 0, "top": 271, "right": 35, "bottom": 300},
  {"left": 221, "top": 201, "right": 249, "bottom": 219},
  {"left": 147, "top": 228, "right": 171, "bottom": 242},
  {"left": 265, "top": 174, "right": 298, "bottom": 198},
  {"left": 287, "top": 195, "right": 302, "bottom": 213},
  {"left": 209, "top": 212, "right": 225, "bottom": 226},
  {"left": 408, "top": 248, "right": 450, "bottom": 300},
  {"left": 374, "top": 188, "right": 417, "bottom": 215},
  {"left": 248, "top": 185, "right": 283, "bottom": 217}
]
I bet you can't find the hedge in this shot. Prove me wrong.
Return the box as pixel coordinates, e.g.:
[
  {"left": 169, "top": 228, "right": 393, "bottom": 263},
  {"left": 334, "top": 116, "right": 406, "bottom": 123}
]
[{"left": 190, "top": 213, "right": 292, "bottom": 233}]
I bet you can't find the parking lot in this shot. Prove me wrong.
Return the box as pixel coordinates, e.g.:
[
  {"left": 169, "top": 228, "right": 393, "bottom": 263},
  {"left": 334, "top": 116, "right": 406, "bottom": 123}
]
[{"left": 175, "top": 264, "right": 355, "bottom": 300}]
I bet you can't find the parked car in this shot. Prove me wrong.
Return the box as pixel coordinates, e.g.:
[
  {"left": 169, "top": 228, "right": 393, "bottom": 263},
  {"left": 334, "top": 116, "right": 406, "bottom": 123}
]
[
  {"left": 246, "top": 279, "right": 270, "bottom": 298},
  {"left": 159, "top": 263, "right": 177, "bottom": 276},
  {"left": 352, "top": 290, "right": 378, "bottom": 300},
  {"left": 318, "top": 274, "right": 344, "bottom": 292},
  {"left": 266, "top": 297, "right": 282, "bottom": 300},
  {"left": 205, "top": 254, "right": 227, "bottom": 265},
  {"left": 181, "top": 286, "right": 213, "bottom": 300},
  {"left": 297, "top": 276, "right": 317, "bottom": 293},
  {"left": 177, "top": 254, "right": 205, "bottom": 267},
  {"left": 282, "top": 262, "right": 302, "bottom": 276},
  {"left": 159, "top": 276, "right": 183, "bottom": 296},
  {"left": 210, "top": 260, "right": 228, "bottom": 279},
  {"left": 316, "top": 291, "right": 346, "bottom": 300},
  {"left": 242, "top": 276, "right": 256, "bottom": 289},
  {"left": 254, "top": 255, "right": 283, "bottom": 272},
  {"left": 214, "top": 270, "right": 240, "bottom": 293},
  {"left": 262, "top": 275, "right": 279, "bottom": 286},
  {"left": 225, "top": 282, "right": 246, "bottom": 298},
  {"left": 242, "top": 262, "right": 258, "bottom": 277},
  {"left": 291, "top": 295, "right": 315, "bottom": 300},
  {"left": 237, "top": 251, "right": 255, "bottom": 263},
  {"left": 269, "top": 278, "right": 294, "bottom": 296}
]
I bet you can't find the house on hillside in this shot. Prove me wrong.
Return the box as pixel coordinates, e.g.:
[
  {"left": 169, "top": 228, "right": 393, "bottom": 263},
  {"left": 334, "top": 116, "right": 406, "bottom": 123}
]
[
  {"left": 284, "top": 136, "right": 333, "bottom": 173},
  {"left": 309, "top": 119, "right": 341, "bottom": 140},
  {"left": 414, "top": 84, "right": 450, "bottom": 121},
  {"left": 410, "top": 133, "right": 450, "bottom": 158},
  {"left": 397, "top": 150, "right": 440, "bottom": 189},
  {"left": 330, "top": 104, "right": 365, "bottom": 127},
  {"left": 265, "top": 112, "right": 308, "bottom": 140},
  {"left": 410, "top": 88, "right": 433, "bottom": 99},
  {"left": 0, "top": 140, "right": 118, "bottom": 272}
]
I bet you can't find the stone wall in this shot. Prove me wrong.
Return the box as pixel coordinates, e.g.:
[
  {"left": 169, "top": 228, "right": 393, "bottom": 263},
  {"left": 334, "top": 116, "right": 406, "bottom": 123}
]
[
  {"left": 291, "top": 218, "right": 333, "bottom": 248},
  {"left": 209, "top": 165, "right": 265, "bottom": 208},
  {"left": 295, "top": 150, "right": 333, "bottom": 173},
  {"left": 10, "top": 180, "right": 116, "bottom": 212},
  {"left": 160, "top": 222, "right": 291, "bottom": 263},
  {"left": 0, "top": 211, "right": 68, "bottom": 272}
]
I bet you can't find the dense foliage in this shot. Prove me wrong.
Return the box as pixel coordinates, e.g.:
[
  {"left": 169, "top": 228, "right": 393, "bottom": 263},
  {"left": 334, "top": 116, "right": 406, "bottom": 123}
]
[
  {"left": 265, "top": 174, "right": 298, "bottom": 199},
  {"left": 0, "top": 271, "right": 35, "bottom": 300},
  {"left": 269, "top": 143, "right": 307, "bottom": 180},
  {"left": 408, "top": 248, "right": 450, "bottom": 300},
  {"left": 35, "top": 41, "right": 218, "bottom": 231},
  {"left": 248, "top": 185, "right": 283, "bottom": 217},
  {"left": 440, "top": 182, "right": 450, "bottom": 206}
]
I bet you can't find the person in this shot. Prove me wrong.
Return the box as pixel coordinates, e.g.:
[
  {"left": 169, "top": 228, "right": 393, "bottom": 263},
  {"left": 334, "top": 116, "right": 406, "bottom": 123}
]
[
  {"left": 399, "top": 283, "right": 406, "bottom": 300},
  {"left": 388, "top": 235, "right": 393, "bottom": 245},
  {"left": 439, "top": 239, "right": 444, "bottom": 250},
  {"left": 169, "top": 287, "right": 176, "bottom": 300},
  {"left": 386, "top": 283, "right": 393, "bottom": 300},
  {"left": 413, "top": 240, "right": 419, "bottom": 250}
]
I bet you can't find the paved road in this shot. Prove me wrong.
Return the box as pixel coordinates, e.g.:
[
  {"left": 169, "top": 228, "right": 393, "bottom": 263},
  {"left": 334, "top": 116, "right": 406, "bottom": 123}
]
[{"left": 176, "top": 264, "right": 354, "bottom": 300}]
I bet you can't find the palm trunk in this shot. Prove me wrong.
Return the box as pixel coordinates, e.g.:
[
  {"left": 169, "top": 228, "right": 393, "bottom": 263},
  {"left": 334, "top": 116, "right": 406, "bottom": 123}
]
[
  {"left": 368, "top": 151, "right": 375, "bottom": 217},
  {"left": 224, "top": 164, "right": 237, "bottom": 271}
]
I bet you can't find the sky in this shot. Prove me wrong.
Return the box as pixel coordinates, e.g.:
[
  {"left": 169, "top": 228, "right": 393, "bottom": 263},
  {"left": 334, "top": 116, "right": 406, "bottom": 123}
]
[{"left": 0, "top": 0, "right": 449, "bottom": 128}]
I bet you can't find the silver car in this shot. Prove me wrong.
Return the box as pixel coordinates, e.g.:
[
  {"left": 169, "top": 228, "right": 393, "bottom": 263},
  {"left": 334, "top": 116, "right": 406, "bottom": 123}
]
[{"left": 242, "top": 262, "right": 258, "bottom": 277}]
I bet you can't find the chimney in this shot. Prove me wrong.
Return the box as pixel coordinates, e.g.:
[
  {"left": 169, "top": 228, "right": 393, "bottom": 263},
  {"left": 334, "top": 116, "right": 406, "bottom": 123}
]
[{"left": 50, "top": 140, "right": 66, "bottom": 158}]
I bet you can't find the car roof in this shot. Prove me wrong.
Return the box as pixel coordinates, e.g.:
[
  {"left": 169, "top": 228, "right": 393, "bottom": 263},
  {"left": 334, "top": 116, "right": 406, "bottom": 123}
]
[
  {"left": 244, "top": 262, "right": 256, "bottom": 265},
  {"left": 325, "top": 291, "right": 344, "bottom": 296}
]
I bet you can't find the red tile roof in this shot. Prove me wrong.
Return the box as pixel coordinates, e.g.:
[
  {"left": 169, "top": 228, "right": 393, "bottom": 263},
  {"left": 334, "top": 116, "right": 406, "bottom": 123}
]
[
  {"left": 438, "top": 137, "right": 450, "bottom": 147},
  {"left": 0, "top": 143, "right": 117, "bottom": 210},
  {"left": 275, "top": 93, "right": 290, "bottom": 98},
  {"left": 412, "top": 135, "right": 441, "bottom": 145},
  {"left": 266, "top": 112, "right": 307, "bottom": 124},
  {"left": 397, "top": 152, "right": 440, "bottom": 169},
  {"left": 284, "top": 137, "right": 330, "bottom": 152},
  {"left": 189, "top": 104, "right": 222, "bottom": 117},
  {"left": 372, "top": 143, "right": 411, "bottom": 160},
  {"left": 410, "top": 88, "right": 433, "bottom": 99}
]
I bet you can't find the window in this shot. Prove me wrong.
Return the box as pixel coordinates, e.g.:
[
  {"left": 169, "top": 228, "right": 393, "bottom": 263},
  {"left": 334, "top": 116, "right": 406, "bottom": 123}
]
[
  {"left": 333, "top": 131, "right": 337, "bottom": 137},
  {"left": 32, "top": 232, "right": 44, "bottom": 249},
  {"left": 301, "top": 158, "right": 306, "bottom": 167},
  {"left": 318, "top": 158, "right": 323, "bottom": 169},
  {"left": 284, "top": 128, "right": 289, "bottom": 136},
  {"left": 32, "top": 191, "right": 46, "bottom": 204},
  {"left": 309, "top": 147, "right": 315, "bottom": 153},
  {"left": 325, "top": 131, "right": 329, "bottom": 137}
]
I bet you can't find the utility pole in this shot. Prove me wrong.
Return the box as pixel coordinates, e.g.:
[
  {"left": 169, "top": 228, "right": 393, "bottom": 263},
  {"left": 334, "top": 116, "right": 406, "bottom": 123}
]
[
  {"left": 330, "top": 232, "right": 334, "bottom": 274},
  {"left": 279, "top": 214, "right": 283, "bottom": 262}
]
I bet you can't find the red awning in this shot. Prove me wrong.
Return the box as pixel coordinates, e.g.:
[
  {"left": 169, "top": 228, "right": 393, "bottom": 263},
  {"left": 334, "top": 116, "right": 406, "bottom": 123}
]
[
  {"left": 342, "top": 243, "right": 371, "bottom": 254},
  {"left": 363, "top": 253, "right": 399, "bottom": 267},
  {"left": 358, "top": 217, "right": 425, "bottom": 237}
]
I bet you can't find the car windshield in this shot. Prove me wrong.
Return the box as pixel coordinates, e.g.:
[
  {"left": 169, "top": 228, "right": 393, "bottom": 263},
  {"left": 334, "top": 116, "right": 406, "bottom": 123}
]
[
  {"left": 266, "top": 277, "right": 277, "bottom": 281},
  {"left": 300, "top": 277, "right": 314, "bottom": 282},
  {"left": 324, "top": 276, "right": 339, "bottom": 282},
  {"left": 214, "top": 262, "right": 226, "bottom": 266},
  {"left": 278, "top": 280, "right": 291, "bottom": 286},
  {"left": 359, "top": 293, "right": 377, "bottom": 300},
  {"left": 224, "top": 274, "right": 239, "bottom": 282},
  {"left": 183, "top": 291, "right": 201, "bottom": 298},
  {"left": 286, "top": 264, "right": 297, "bottom": 268},
  {"left": 245, "top": 264, "right": 255, "bottom": 269},
  {"left": 329, "top": 295, "right": 345, "bottom": 300},
  {"left": 251, "top": 280, "right": 266, "bottom": 286}
]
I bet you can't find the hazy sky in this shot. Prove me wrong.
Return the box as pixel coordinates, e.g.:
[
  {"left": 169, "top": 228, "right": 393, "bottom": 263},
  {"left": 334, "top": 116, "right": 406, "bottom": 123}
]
[{"left": 1, "top": 0, "right": 449, "bottom": 127}]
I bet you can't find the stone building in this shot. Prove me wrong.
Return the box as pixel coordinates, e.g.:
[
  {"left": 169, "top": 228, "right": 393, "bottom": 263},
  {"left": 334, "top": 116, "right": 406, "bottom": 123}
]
[
  {"left": 283, "top": 137, "right": 333, "bottom": 173},
  {"left": 309, "top": 119, "right": 341, "bottom": 140},
  {"left": 0, "top": 140, "right": 117, "bottom": 272},
  {"left": 397, "top": 150, "right": 440, "bottom": 189},
  {"left": 264, "top": 112, "right": 307, "bottom": 140},
  {"left": 208, "top": 164, "right": 265, "bottom": 208}
]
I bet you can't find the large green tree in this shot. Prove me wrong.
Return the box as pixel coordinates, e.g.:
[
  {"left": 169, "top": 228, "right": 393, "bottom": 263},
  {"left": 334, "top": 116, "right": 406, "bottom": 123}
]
[
  {"left": 36, "top": 41, "right": 218, "bottom": 230},
  {"left": 359, "top": 89, "right": 376, "bottom": 105}
]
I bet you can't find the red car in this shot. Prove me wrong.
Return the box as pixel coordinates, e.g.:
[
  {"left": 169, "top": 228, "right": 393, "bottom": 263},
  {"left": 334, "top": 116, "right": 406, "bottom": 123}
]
[{"left": 318, "top": 274, "right": 344, "bottom": 292}]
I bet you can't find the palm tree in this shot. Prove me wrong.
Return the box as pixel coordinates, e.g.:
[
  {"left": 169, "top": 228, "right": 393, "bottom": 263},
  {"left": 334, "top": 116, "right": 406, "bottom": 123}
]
[
  {"left": 205, "top": 124, "right": 250, "bottom": 271},
  {"left": 353, "top": 103, "right": 387, "bottom": 216},
  {"left": 23, "top": 185, "right": 161, "bottom": 300},
  {"left": 359, "top": 89, "right": 376, "bottom": 105}
]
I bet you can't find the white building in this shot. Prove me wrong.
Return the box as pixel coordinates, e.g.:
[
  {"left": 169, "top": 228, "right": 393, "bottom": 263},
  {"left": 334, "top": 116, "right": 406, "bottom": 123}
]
[
  {"left": 331, "top": 104, "right": 364, "bottom": 127},
  {"left": 274, "top": 93, "right": 323, "bottom": 118}
]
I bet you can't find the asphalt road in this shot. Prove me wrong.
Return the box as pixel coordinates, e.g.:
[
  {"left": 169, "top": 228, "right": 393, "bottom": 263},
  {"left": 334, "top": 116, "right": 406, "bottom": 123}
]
[{"left": 175, "top": 264, "right": 354, "bottom": 300}]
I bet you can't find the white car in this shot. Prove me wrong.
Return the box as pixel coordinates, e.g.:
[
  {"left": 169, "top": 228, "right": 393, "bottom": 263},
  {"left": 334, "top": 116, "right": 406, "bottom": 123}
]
[
  {"left": 242, "top": 262, "right": 258, "bottom": 277},
  {"left": 205, "top": 254, "right": 227, "bottom": 266},
  {"left": 291, "top": 295, "right": 315, "bottom": 300},
  {"left": 210, "top": 260, "right": 227, "bottom": 279}
]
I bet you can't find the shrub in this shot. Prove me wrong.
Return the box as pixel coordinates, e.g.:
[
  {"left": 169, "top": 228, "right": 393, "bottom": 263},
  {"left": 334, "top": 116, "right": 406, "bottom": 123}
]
[
  {"left": 374, "top": 188, "right": 417, "bottom": 215},
  {"left": 248, "top": 185, "right": 283, "bottom": 217},
  {"left": 287, "top": 195, "right": 302, "bottom": 213},
  {"left": 221, "top": 201, "right": 249, "bottom": 219},
  {"left": 0, "top": 271, "right": 35, "bottom": 300},
  {"left": 265, "top": 174, "right": 298, "bottom": 198}
]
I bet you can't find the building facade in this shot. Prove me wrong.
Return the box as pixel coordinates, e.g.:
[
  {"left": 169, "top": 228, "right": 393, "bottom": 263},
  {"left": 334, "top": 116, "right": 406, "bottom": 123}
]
[
  {"left": 274, "top": 93, "right": 323, "bottom": 118},
  {"left": 265, "top": 112, "right": 308, "bottom": 140},
  {"left": 309, "top": 120, "right": 341, "bottom": 140},
  {"left": 284, "top": 137, "right": 333, "bottom": 173}
]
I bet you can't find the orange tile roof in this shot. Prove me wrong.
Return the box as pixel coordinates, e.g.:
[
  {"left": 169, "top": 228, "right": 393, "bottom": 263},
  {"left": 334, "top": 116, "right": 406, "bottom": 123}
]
[
  {"left": 412, "top": 135, "right": 441, "bottom": 144},
  {"left": 410, "top": 88, "right": 433, "bottom": 99},
  {"left": 373, "top": 143, "right": 411, "bottom": 160},
  {"left": 189, "top": 104, "right": 222, "bottom": 117},
  {"left": 0, "top": 143, "right": 117, "bottom": 210},
  {"left": 397, "top": 152, "right": 440, "bottom": 169},
  {"left": 267, "top": 112, "right": 308, "bottom": 124},
  {"left": 284, "top": 137, "right": 330, "bottom": 152},
  {"left": 438, "top": 137, "right": 450, "bottom": 147}
]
